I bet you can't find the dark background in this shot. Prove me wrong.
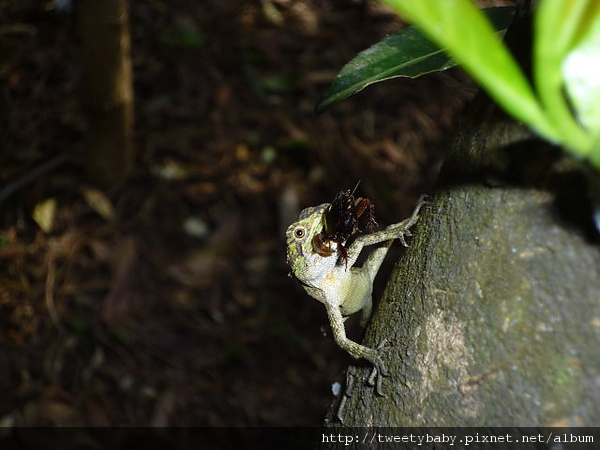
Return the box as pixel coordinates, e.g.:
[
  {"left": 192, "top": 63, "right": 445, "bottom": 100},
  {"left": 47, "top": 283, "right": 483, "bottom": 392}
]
[{"left": 0, "top": 0, "right": 491, "bottom": 426}]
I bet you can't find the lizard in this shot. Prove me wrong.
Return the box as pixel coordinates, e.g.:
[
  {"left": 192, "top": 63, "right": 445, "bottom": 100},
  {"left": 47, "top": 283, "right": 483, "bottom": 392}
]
[{"left": 286, "top": 193, "right": 425, "bottom": 395}]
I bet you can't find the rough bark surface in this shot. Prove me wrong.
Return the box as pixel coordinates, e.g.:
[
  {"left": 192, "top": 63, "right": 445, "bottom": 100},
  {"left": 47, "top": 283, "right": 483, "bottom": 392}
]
[
  {"left": 323, "top": 9, "right": 600, "bottom": 425},
  {"left": 325, "top": 94, "right": 600, "bottom": 428},
  {"left": 78, "top": 0, "right": 134, "bottom": 187}
]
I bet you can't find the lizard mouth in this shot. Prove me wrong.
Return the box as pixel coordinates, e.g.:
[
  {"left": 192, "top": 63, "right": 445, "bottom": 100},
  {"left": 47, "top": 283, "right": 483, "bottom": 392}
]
[{"left": 311, "top": 232, "right": 336, "bottom": 257}]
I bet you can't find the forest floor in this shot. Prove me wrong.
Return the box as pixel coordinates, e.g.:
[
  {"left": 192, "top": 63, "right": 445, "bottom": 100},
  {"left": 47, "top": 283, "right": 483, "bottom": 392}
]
[{"left": 0, "top": 0, "right": 480, "bottom": 426}]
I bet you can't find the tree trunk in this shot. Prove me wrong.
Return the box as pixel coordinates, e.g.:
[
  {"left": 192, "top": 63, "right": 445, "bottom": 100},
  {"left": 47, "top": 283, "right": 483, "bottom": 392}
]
[
  {"left": 78, "top": 0, "right": 134, "bottom": 188},
  {"left": 325, "top": 4, "right": 600, "bottom": 428}
]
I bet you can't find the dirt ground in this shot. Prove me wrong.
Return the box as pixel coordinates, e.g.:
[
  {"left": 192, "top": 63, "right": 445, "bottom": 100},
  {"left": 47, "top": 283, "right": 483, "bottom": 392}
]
[{"left": 1, "top": 0, "right": 477, "bottom": 426}]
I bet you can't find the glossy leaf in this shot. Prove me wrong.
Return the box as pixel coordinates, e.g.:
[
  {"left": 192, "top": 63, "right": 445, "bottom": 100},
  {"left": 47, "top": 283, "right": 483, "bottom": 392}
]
[
  {"left": 560, "top": 2, "right": 600, "bottom": 142},
  {"left": 379, "top": 0, "right": 557, "bottom": 141},
  {"left": 535, "top": 0, "right": 594, "bottom": 155},
  {"left": 316, "top": 6, "right": 515, "bottom": 114},
  {"left": 315, "top": 26, "right": 455, "bottom": 113}
]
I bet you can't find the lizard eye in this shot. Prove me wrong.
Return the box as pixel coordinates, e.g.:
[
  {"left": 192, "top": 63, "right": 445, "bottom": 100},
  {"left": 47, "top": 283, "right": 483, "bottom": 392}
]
[{"left": 294, "top": 227, "right": 306, "bottom": 239}]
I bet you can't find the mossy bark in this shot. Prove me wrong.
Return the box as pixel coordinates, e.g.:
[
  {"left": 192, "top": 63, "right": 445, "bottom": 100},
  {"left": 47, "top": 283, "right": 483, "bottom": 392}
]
[
  {"left": 328, "top": 141, "right": 600, "bottom": 425},
  {"left": 324, "top": 8, "right": 600, "bottom": 428}
]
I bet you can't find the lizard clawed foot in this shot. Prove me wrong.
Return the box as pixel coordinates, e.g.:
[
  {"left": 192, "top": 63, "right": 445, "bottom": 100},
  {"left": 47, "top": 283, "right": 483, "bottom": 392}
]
[
  {"left": 366, "top": 339, "right": 390, "bottom": 396},
  {"left": 336, "top": 370, "right": 356, "bottom": 423},
  {"left": 367, "top": 359, "right": 388, "bottom": 396},
  {"left": 338, "top": 351, "right": 387, "bottom": 423},
  {"left": 384, "top": 195, "right": 427, "bottom": 246}
]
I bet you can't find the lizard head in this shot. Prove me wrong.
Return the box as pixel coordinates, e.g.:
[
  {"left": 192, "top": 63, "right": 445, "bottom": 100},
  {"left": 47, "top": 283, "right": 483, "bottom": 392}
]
[{"left": 285, "top": 203, "right": 334, "bottom": 278}]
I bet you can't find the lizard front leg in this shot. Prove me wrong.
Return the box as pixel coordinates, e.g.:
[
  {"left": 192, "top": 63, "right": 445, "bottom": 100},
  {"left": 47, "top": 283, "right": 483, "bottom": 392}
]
[
  {"left": 336, "top": 197, "right": 425, "bottom": 394},
  {"left": 345, "top": 196, "right": 425, "bottom": 269}
]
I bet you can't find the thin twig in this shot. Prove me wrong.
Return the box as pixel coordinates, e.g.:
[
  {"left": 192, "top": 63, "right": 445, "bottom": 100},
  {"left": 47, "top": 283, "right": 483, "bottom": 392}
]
[
  {"left": 45, "top": 254, "right": 64, "bottom": 333},
  {"left": 0, "top": 154, "right": 69, "bottom": 204}
]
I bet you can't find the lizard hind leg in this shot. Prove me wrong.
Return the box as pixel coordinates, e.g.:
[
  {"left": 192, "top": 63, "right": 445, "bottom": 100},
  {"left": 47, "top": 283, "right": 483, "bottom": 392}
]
[{"left": 326, "top": 303, "right": 389, "bottom": 395}]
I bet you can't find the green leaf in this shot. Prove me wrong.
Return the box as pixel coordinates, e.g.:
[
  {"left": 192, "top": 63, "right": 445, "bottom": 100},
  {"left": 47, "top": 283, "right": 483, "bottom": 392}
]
[
  {"left": 534, "top": 0, "right": 594, "bottom": 156},
  {"left": 316, "top": 6, "right": 515, "bottom": 114},
  {"left": 561, "top": 2, "right": 600, "bottom": 142},
  {"left": 315, "top": 27, "right": 455, "bottom": 114},
  {"left": 379, "top": 0, "right": 557, "bottom": 142}
]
